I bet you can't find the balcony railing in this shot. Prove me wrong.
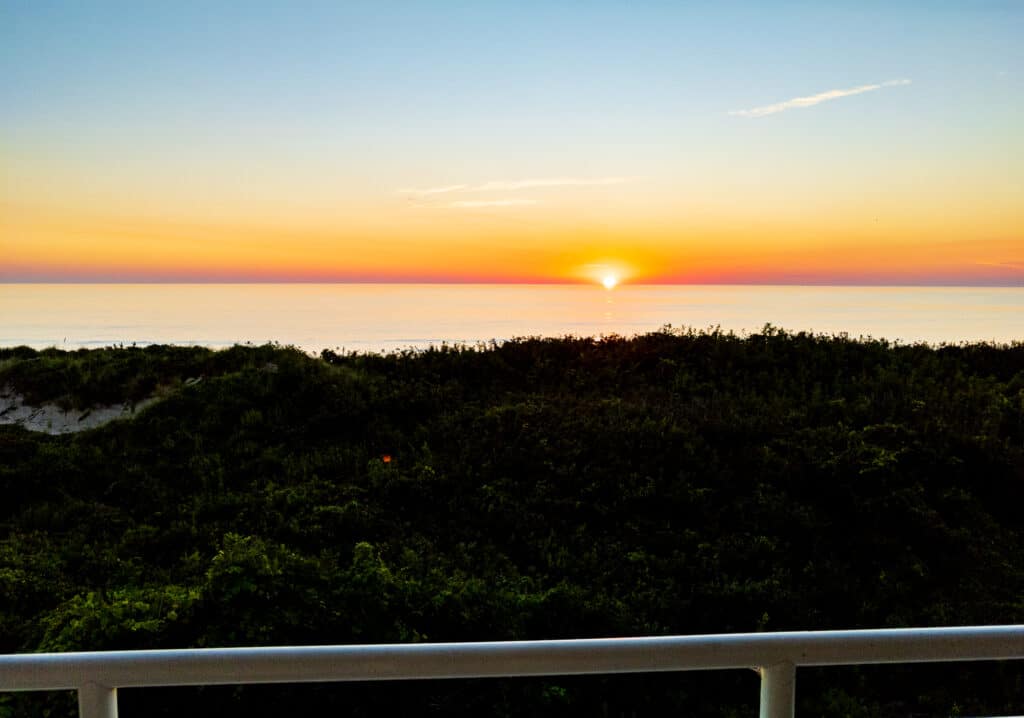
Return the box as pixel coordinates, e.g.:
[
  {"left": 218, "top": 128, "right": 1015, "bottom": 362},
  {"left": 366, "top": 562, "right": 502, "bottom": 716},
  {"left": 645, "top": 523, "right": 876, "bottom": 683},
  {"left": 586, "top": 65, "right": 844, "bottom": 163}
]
[{"left": 2, "top": 625, "right": 1023, "bottom": 718}]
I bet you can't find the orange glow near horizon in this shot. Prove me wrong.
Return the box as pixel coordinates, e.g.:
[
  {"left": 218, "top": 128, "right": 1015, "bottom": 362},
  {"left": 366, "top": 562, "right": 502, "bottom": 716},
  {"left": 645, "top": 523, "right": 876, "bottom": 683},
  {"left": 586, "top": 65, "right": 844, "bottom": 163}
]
[{"left": 3, "top": 186, "right": 1022, "bottom": 285}]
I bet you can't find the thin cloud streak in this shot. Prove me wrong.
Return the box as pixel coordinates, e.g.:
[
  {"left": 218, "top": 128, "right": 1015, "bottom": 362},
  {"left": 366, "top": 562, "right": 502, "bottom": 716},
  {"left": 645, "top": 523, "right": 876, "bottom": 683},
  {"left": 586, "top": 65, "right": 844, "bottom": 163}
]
[
  {"left": 974, "top": 260, "right": 1024, "bottom": 269},
  {"left": 400, "top": 176, "right": 635, "bottom": 195},
  {"left": 730, "top": 79, "right": 911, "bottom": 118},
  {"left": 471, "top": 177, "right": 635, "bottom": 191},
  {"left": 397, "top": 184, "right": 468, "bottom": 195},
  {"left": 448, "top": 199, "right": 539, "bottom": 208}
]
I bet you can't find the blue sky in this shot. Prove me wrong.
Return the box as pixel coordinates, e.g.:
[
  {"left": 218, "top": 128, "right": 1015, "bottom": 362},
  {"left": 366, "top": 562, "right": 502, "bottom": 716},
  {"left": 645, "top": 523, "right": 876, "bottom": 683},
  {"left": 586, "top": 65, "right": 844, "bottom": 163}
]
[{"left": 2, "top": 1, "right": 1022, "bottom": 283}]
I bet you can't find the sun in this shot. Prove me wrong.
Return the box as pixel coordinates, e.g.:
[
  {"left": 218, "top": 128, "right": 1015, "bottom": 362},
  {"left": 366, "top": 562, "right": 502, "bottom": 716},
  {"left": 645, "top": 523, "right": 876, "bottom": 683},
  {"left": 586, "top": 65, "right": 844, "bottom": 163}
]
[{"left": 576, "top": 261, "right": 630, "bottom": 288}]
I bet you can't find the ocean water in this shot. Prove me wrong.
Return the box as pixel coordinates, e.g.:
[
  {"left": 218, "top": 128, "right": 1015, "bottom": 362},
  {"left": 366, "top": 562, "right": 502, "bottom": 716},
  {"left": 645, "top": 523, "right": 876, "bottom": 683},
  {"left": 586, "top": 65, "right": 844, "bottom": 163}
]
[{"left": 1, "top": 284, "right": 1021, "bottom": 353}]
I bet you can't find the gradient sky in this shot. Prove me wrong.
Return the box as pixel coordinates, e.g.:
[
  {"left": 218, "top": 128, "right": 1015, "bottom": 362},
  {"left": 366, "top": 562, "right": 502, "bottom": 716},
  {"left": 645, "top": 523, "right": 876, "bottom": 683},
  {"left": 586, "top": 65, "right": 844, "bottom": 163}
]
[{"left": 2, "top": 1, "right": 1022, "bottom": 284}]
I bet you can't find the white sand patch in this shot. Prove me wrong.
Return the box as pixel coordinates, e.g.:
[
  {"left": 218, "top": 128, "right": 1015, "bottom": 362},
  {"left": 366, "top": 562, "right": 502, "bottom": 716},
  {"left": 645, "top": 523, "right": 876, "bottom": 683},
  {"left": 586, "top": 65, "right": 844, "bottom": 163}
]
[{"left": 0, "top": 385, "right": 160, "bottom": 435}]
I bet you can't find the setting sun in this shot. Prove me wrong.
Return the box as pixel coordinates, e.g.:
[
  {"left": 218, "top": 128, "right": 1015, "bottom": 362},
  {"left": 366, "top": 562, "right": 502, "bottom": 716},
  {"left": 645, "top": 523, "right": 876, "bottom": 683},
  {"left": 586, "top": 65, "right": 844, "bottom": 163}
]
[{"left": 602, "top": 275, "right": 619, "bottom": 290}]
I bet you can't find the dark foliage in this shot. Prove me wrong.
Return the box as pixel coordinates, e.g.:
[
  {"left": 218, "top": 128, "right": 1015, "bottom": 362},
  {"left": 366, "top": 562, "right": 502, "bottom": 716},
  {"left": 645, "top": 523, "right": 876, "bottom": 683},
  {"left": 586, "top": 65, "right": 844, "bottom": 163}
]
[{"left": 2, "top": 329, "right": 1023, "bottom": 716}]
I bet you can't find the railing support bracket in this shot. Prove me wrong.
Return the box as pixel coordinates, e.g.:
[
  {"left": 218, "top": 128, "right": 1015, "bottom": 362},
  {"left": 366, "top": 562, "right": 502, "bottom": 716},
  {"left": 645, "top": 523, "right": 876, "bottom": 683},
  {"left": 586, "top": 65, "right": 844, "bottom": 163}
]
[
  {"left": 758, "top": 661, "right": 795, "bottom": 718},
  {"left": 78, "top": 682, "right": 118, "bottom": 718}
]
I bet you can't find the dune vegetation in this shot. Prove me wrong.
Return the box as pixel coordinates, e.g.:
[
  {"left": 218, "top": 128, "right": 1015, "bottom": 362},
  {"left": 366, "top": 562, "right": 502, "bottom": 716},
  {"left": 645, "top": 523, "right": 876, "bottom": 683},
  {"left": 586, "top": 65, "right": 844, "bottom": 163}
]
[{"left": 2, "top": 329, "right": 1023, "bottom": 717}]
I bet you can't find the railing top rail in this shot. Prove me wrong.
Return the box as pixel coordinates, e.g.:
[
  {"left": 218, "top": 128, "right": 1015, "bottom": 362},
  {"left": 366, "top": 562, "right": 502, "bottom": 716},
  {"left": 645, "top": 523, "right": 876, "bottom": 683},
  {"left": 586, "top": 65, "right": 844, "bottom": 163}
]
[{"left": 2, "top": 625, "right": 1023, "bottom": 692}]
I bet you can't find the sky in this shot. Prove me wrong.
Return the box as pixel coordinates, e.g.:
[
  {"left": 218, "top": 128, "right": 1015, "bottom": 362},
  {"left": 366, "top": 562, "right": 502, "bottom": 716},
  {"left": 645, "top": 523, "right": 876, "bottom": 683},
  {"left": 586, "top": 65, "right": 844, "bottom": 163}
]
[{"left": 2, "top": 1, "right": 1022, "bottom": 285}]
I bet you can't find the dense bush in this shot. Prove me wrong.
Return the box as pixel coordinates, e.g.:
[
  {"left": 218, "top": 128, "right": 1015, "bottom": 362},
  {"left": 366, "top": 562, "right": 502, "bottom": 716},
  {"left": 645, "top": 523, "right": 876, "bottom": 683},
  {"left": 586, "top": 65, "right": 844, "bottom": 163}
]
[{"left": 2, "top": 329, "right": 1023, "bottom": 716}]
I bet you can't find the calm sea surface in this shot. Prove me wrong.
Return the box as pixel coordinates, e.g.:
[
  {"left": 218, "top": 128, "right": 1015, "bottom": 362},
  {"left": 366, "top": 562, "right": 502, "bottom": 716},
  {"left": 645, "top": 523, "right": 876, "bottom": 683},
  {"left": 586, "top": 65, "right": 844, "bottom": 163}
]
[{"left": 1, "top": 284, "right": 1021, "bottom": 353}]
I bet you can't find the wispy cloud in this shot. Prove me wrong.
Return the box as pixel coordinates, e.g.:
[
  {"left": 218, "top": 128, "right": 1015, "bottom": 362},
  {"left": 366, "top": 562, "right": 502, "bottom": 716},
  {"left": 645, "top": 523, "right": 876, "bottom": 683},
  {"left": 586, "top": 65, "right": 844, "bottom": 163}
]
[
  {"left": 448, "top": 199, "right": 539, "bottom": 208},
  {"left": 400, "top": 176, "right": 635, "bottom": 196},
  {"left": 975, "top": 260, "right": 1024, "bottom": 269},
  {"left": 397, "top": 184, "right": 469, "bottom": 196},
  {"left": 469, "top": 177, "right": 635, "bottom": 192},
  {"left": 729, "top": 79, "right": 911, "bottom": 118}
]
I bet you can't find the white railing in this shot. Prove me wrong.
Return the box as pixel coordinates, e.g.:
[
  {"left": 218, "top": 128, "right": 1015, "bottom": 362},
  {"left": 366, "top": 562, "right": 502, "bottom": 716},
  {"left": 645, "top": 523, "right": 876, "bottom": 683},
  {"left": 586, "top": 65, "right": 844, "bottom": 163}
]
[{"left": 2, "top": 625, "right": 1023, "bottom": 718}]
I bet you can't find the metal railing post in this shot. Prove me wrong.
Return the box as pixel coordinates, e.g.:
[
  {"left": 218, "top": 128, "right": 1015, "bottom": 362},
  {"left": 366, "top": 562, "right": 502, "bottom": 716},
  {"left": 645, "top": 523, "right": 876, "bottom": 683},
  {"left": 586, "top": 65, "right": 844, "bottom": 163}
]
[
  {"left": 758, "top": 661, "right": 795, "bottom": 718},
  {"left": 78, "top": 682, "right": 118, "bottom": 718}
]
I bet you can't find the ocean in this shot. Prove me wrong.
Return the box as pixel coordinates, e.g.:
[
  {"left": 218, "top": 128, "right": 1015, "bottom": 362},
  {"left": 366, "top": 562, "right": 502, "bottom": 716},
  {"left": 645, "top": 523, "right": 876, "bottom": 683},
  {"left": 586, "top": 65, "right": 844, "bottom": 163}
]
[{"left": 1, "top": 284, "right": 1021, "bottom": 353}]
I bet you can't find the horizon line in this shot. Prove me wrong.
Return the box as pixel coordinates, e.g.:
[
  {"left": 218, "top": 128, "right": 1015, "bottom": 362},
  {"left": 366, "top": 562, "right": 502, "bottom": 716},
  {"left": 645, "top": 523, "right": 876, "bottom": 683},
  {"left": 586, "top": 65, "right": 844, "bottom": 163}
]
[{"left": 2, "top": 280, "right": 1021, "bottom": 288}]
